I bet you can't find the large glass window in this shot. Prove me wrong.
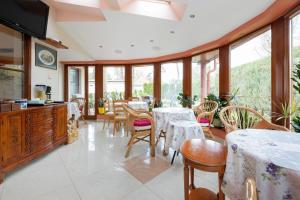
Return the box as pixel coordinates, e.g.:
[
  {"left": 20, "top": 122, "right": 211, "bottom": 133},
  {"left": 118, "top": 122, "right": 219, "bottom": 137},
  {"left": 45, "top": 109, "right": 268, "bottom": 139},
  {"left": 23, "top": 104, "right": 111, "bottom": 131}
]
[
  {"left": 230, "top": 29, "right": 272, "bottom": 115},
  {"left": 161, "top": 61, "right": 183, "bottom": 107},
  {"left": 68, "top": 66, "right": 85, "bottom": 100},
  {"left": 132, "top": 64, "right": 153, "bottom": 98},
  {"left": 0, "top": 24, "right": 24, "bottom": 99},
  {"left": 192, "top": 50, "right": 219, "bottom": 104},
  {"left": 291, "top": 13, "right": 300, "bottom": 109},
  {"left": 103, "top": 66, "right": 125, "bottom": 100},
  {"left": 88, "top": 66, "right": 95, "bottom": 115}
]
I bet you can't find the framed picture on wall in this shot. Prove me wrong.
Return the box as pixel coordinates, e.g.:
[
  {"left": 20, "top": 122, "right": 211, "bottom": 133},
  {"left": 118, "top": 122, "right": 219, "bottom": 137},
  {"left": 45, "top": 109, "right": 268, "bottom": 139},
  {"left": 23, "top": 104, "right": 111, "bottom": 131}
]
[{"left": 35, "top": 43, "right": 57, "bottom": 70}]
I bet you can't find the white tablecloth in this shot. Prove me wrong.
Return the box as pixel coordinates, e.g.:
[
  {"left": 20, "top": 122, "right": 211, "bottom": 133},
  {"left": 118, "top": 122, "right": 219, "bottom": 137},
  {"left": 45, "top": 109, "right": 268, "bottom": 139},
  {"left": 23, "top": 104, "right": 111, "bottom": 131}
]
[
  {"left": 67, "top": 102, "right": 81, "bottom": 120},
  {"left": 222, "top": 129, "right": 300, "bottom": 200},
  {"left": 128, "top": 101, "right": 148, "bottom": 110},
  {"left": 166, "top": 120, "right": 204, "bottom": 151}
]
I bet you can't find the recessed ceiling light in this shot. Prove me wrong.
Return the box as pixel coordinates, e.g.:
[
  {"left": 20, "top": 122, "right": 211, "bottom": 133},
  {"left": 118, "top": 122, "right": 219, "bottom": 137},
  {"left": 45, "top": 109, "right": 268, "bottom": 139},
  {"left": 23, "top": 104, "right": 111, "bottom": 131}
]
[
  {"left": 114, "top": 49, "right": 122, "bottom": 54},
  {"left": 189, "top": 14, "right": 196, "bottom": 19},
  {"left": 170, "top": 30, "right": 175, "bottom": 34},
  {"left": 98, "top": 45, "right": 103, "bottom": 48},
  {"left": 130, "top": 44, "right": 135, "bottom": 47}
]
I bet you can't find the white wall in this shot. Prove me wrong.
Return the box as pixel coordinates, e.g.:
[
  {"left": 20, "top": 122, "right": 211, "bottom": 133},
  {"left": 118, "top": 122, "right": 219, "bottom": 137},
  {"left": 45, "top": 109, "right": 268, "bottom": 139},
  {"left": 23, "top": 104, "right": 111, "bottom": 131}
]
[{"left": 30, "top": 3, "right": 92, "bottom": 100}]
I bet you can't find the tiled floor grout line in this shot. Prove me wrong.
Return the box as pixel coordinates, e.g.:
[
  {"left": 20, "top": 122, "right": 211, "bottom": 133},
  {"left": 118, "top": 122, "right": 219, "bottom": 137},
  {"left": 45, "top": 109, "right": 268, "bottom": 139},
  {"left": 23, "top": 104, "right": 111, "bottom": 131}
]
[{"left": 57, "top": 147, "right": 83, "bottom": 200}]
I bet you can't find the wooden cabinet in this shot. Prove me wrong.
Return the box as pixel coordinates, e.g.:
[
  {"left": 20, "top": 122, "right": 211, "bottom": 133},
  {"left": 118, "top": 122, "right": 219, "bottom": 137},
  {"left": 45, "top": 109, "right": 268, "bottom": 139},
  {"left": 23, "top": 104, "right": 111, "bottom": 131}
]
[{"left": 0, "top": 104, "right": 67, "bottom": 183}]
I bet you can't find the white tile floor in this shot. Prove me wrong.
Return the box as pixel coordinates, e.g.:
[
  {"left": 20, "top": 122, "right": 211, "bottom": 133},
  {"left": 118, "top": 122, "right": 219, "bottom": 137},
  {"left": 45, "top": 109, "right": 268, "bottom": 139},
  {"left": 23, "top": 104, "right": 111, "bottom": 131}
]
[{"left": 0, "top": 121, "right": 221, "bottom": 200}]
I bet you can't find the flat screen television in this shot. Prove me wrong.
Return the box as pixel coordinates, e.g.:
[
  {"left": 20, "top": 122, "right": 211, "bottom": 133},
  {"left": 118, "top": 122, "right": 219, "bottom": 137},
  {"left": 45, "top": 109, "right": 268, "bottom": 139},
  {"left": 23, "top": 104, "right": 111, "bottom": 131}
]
[{"left": 0, "top": 0, "right": 49, "bottom": 39}]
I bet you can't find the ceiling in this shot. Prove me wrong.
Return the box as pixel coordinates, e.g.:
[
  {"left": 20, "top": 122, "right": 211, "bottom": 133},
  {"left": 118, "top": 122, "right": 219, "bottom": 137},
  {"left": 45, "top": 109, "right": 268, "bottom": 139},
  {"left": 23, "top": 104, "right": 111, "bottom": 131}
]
[{"left": 48, "top": 0, "right": 275, "bottom": 60}]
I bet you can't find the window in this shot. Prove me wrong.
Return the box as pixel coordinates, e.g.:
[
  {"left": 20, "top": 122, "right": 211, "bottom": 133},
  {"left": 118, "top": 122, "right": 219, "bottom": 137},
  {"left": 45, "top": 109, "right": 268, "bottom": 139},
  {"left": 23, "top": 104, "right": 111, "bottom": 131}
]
[
  {"left": 0, "top": 24, "right": 24, "bottom": 99},
  {"left": 88, "top": 66, "right": 95, "bottom": 115},
  {"left": 161, "top": 61, "right": 183, "bottom": 107},
  {"left": 68, "top": 66, "right": 85, "bottom": 100},
  {"left": 230, "top": 29, "right": 272, "bottom": 115},
  {"left": 132, "top": 64, "right": 154, "bottom": 98},
  {"left": 192, "top": 50, "right": 219, "bottom": 104},
  {"left": 291, "top": 13, "right": 300, "bottom": 109},
  {"left": 103, "top": 66, "right": 125, "bottom": 100}
]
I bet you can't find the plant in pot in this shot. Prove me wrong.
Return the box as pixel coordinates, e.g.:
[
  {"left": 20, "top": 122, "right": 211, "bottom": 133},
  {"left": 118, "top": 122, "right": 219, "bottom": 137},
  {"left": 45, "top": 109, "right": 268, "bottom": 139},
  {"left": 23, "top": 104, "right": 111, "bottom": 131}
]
[
  {"left": 154, "top": 100, "right": 163, "bottom": 108},
  {"left": 98, "top": 98, "right": 105, "bottom": 114},
  {"left": 177, "top": 93, "right": 198, "bottom": 108},
  {"left": 205, "top": 89, "right": 238, "bottom": 128},
  {"left": 292, "top": 62, "right": 300, "bottom": 132}
]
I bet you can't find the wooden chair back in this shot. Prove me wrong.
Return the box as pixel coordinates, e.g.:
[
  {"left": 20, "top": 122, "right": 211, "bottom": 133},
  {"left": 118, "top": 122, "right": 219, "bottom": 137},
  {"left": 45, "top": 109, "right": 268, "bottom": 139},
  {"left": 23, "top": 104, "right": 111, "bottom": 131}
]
[
  {"left": 113, "top": 100, "right": 128, "bottom": 116},
  {"left": 219, "top": 105, "right": 289, "bottom": 133},
  {"left": 104, "top": 100, "right": 111, "bottom": 112},
  {"left": 246, "top": 178, "right": 258, "bottom": 200},
  {"left": 196, "top": 101, "right": 218, "bottom": 123},
  {"left": 123, "top": 104, "right": 154, "bottom": 131},
  {"left": 128, "top": 97, "right": 139, "bottom": 101}
]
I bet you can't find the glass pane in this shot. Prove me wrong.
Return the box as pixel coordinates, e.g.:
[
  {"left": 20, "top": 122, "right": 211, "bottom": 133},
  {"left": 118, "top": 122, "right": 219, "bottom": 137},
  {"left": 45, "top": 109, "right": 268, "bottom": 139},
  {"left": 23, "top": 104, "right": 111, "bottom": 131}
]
[
  {"left": 161, "top": 61, "right": 183, "bottom": 107},
  {"left": 132, "top": 65, "right": 154, "bottom": 98},
  {"left": 291, "top": 14, "right": 300, "bottom": 110},
  {"left": 192, "top": 50, "right": 219, "bottom": 104},
  {"left": 0, "top": 24, "right": 23, "bottom": 71},
  {"left": 103, "top": 66, "right": 125, "bottom": 100},
  {"left": 88, "top": 66, "right": 95, "bottom": 115},
  {"left": 0, "top": 69, "right": 23, "bottom": 99},
  {"left": 230, "top": 29, "right": 272, "bottom": 116},
  {"left": 68, "top": 66, "right": 85, "bottom": 100}
]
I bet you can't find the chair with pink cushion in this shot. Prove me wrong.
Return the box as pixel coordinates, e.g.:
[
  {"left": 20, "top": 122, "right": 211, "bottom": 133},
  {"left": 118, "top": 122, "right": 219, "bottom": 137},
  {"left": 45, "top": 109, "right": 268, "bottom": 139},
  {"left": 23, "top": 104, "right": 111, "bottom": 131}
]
[{"left": 123, "top": 105, "right": 155, "bottom": 158}]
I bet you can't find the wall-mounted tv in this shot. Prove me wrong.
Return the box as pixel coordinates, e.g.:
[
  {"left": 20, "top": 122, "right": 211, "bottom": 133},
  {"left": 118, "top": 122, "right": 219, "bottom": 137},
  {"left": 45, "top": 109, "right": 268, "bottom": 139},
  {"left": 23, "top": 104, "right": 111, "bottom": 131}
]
[{"left": 0, "top": 0, "right": 49, "bottom": 39}]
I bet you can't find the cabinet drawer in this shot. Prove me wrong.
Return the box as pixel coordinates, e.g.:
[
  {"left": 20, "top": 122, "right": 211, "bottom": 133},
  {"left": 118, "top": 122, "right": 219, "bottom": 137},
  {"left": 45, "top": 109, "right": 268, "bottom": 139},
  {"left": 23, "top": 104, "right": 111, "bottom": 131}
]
[
  {"left": 30, "top": 109, "right": 53, "bottom": 123},
  {"left": 31, "top": 121, "right": 53, "bottom": 137},
  {"left": 31, "top": 132, "right": 53, "bottom": 152}
]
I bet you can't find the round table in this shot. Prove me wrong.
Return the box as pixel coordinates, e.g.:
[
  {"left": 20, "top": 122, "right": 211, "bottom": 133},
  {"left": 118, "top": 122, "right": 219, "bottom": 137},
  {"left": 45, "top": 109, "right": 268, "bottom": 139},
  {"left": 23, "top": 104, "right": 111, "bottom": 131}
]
[
  {"left": 181, "top": 139, "right": 226, "bottom": 200},
  {"left": 222, "top": 129, "right": 300, "bottom": 200}
]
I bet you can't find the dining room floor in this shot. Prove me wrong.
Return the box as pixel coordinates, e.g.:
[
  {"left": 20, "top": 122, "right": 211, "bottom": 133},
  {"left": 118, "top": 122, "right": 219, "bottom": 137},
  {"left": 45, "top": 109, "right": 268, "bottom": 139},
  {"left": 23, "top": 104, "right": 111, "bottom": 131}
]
[{"left": 0, "top": 120, "right": 224, "bottom": 200}]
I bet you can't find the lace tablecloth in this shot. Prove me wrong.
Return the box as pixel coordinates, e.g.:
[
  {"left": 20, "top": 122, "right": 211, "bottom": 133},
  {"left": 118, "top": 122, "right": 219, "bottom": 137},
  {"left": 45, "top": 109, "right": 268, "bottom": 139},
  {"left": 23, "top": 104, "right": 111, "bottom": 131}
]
[
  {"left": 128, "top": 101, "right": 148, "bottom": 110},
  {"left": 222, "top": 129, "right": 300, "bottom": 200},
  {"left": 166, "top": 120, "right": 204, "bottom": 151},
  {"left": 67, "top": 102, "right": 81, "bottom": 120}
]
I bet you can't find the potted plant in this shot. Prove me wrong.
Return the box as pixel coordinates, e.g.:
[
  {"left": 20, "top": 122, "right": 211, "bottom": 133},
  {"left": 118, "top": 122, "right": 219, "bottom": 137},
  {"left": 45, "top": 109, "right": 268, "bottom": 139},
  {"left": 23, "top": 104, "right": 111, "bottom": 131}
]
[
  {"left": 98, "top": 98, "right": 105, "bottom": 114},
  {"left": 154, "top": 100, "right": 163, "bottom": 108},
  {"left": 292, "top": 62, "right": 300, "bottom": 132},
  {"left": 205, "top": 90, "right": 238, "bottom": 128},
  {"left": 177, "top": 93, "right": 198, "bottom": 108}
]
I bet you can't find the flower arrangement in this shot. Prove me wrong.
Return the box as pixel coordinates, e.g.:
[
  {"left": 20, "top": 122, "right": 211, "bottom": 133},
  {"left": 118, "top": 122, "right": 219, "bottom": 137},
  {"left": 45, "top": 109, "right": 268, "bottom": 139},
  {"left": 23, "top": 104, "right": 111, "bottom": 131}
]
[{"left": 177, "top": 93, "right": 198, "bottom": 108}]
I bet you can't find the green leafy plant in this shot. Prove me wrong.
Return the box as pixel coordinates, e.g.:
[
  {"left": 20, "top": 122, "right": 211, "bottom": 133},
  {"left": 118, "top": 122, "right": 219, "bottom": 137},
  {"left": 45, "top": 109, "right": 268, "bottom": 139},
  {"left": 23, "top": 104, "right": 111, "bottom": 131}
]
[
  {"left": 154, "top": 100, "right": 163, "bottom": 108},
  {"left": 177, "top": 93, "right": 198, "bottom": 107},
  {"left": 292, "top": 62, "right": 300, "bottom": 132},
  {"left": 273, "top": 101, "right": 298, "bottom": 128},
  {"left": 98, "top": 98, "right": 105, "bottom": 108}
]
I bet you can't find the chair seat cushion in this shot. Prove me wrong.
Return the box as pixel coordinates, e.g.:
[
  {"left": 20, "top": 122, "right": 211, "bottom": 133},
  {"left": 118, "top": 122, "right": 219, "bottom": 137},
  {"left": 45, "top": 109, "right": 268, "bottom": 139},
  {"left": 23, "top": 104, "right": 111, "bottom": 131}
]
[
  {"left": 197, "top": 117, "right": 210, "bottom": 127},
  {"left": 133, "top": 119, "right": 151, "bottom": 127},
  {"left": 105, "top": 111, "right": 114, "bottom": 116},
  {"left": 134, "top": 125, "right": 152, "bottom": 131}
]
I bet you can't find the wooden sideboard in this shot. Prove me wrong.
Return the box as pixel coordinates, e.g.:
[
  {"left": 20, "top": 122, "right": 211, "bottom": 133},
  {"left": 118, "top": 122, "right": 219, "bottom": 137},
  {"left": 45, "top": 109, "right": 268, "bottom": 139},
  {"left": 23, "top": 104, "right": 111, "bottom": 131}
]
[{"left": 0, "top": 103, "right": 68, "bottom": 183}]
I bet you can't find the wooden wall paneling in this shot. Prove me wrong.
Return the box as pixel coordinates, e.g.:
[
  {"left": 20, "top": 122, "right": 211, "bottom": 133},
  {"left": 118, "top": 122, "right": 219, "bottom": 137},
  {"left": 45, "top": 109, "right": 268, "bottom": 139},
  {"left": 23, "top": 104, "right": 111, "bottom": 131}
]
[
  {"left": 84, "top": 66, "right": 89, "bottom": 118},
  {"left": 95, "top": 65, "right": 103, "bottom": 115},
  {"left": 153, "top": 62, "right": 161, "bottom": 101},
  {"left": 125, "top": 64, "right": 132, "bottom": 99},
  {"left": 24, "top": 35, "right": 31, "bottom": 99},
  {"left": 219, "top": 45, "right": 231, "bottom": 99},
  {"left": 64, "top": 65, "right": 69, "bottom": 102},
  {"left": 271, "top": 17, "right": 290, "bottom": 126},
  {"left": 183, "top": 57, "right": 192, "bottom": 97}
]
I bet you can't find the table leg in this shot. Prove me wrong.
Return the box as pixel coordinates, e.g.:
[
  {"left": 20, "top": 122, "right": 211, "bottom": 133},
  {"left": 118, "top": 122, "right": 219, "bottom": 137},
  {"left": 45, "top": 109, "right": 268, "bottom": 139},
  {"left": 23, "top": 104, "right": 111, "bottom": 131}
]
[
  {"left": 218, "top": 171, "right": 225, "bottom": 200},
  {"left": 190, "top": 167, "right": 195, "bottom": 189},
  {"left": 183, "top": 160, "right": 189, "bottom": 200},
  {"left": 150, "top": 129, "right": 155, "bottom": 157}
]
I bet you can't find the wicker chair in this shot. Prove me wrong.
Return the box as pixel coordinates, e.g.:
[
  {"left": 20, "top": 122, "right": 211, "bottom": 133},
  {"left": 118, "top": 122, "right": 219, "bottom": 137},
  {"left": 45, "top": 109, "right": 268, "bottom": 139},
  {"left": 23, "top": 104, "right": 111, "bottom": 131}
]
[
  {"left": 123, "top": 105, "right": 155, "bottom": 158},
  {"left": 71, "top": 97, "right": 86, "bottom": 127},
  {"left": 195, "top": 101, "right": 218, "bottom": 138},
  {"left": 113, "top": 100, "right": 129, "bottom": 135},
  {"left": 219, "top": 105, "right": 289, "bottom": 134},
  {"left": 246, "top": 178, "right": 258, "bottom": 200}
]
